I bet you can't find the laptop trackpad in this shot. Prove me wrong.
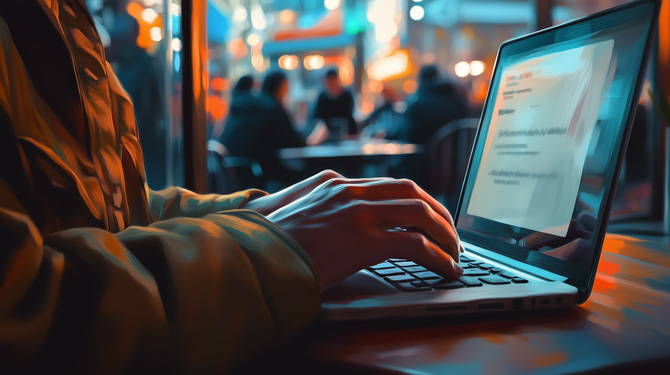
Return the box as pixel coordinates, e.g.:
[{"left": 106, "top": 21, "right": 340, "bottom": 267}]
[{"left": 322, "top": 271, "right": 398, "bottom": 301}]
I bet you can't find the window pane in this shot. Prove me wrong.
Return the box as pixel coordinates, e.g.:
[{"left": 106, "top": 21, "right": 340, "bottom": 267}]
[{"left": 87, "top": 0, "right": 183, "bottom": 189}]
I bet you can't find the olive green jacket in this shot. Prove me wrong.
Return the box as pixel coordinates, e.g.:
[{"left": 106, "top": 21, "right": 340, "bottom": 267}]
[{"left": 0, "top": 1, "right": 319, "bottom": 372}]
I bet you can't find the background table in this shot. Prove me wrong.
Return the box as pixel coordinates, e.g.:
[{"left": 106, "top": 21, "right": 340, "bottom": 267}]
[
  {"left": 238, "top": 233, "right": 670, "bottom": 374},
  {"left": 279, "top": 139, "right": 423, "bottom": 178}
]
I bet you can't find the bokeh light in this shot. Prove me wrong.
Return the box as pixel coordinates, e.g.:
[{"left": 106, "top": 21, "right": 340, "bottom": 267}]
[
  {"left": 233, "top": 6, "right": 247, "bottom": 22},
  {"left": 454, "top": 61, "right": 471, "bottom": 77},
  {"left": 141, "top": 8, "right": 158, "bottom": 23},
  {"left": 403, "top": 80, "right": 418, "bottom": 94},
  {"left": 409, "top": 5, "right": 425, "bottom": 21},
  {"left": 171, "top": 38, "right": 182, "bottom": 52},
  {"left": 246, "top": 33, "right": 260, "bottom": 47},
  {"left": 279, "top": 55, "right": 299, "bottom": 70},
  {"left": 279, "top": 9, "right": 296, "bottom": 24},
  {"left": 251, "top": 4, "right": 267, "bottom": 30},
  {"left": 470, "top": 60, "right": 486, "bottom": 76},
  {"left": 304, "top": 55, "right": 325, "bottom": 70},
  {"left": 150, "top": 26, "right": 163, "bottom": 42},
  {"left": 324, "top": 0, "right": 341, "bottom": 11}
]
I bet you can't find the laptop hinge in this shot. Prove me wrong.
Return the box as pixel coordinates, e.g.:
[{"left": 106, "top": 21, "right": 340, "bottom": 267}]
[{"left": 463, "top": 241, "right": 568, "bottom": 283}]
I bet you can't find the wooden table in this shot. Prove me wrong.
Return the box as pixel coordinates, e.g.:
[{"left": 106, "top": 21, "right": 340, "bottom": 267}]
[
  {"left": 278, "top": 140, "right": 423, "bottom": 178},
  {"left": 240, "top": 233, "right": 670, "bottom": 374}
]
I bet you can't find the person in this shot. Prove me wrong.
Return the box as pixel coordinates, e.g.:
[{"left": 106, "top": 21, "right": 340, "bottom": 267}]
[
  {"left": 401, "top": 65, "right": 471, "bottom": 145},
  {"left": 396, "top": 65, "right": 471, "bottom": 189},
  {"left": 311, "top": 67, "right": 358, "bottom": 139},
  {"left": 220, "top": 71, "right": 306, "bottom": 189},
  {"left": 230, "top": 74, "right": 255, "bottom": 106},
  {"left": 210, "top": 74, "right": 256, "bottom": 141},
  {"left": 362, "top": 85, "right": 403, "bottom": 139},
  {"left": 0, "top": 1, "right": 462, "bottom": 373}
]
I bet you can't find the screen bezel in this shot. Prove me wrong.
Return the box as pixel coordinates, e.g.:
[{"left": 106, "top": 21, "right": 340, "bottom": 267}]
[{"left": 454, "top": 0, "right": 660, "bottom": 302}]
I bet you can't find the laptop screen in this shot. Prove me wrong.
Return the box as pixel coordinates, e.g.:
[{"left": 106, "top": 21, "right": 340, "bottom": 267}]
[{"left": 456, "top": 0, "right": 656, "bottom": 284}]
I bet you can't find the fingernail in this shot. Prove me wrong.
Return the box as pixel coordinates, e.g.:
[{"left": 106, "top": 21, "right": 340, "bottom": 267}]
[{"left": 452, "top": 261, "right": 463, "bottom": 275}]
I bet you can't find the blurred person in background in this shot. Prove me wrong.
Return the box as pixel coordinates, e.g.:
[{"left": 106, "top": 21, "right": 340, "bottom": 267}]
[
  {"left": 230, "top": 74, "right": 255, "bottom": 106},
  {"left": 395, "top": 64, "right": 471, "bottom": 189},
  {"left": 311, "top": 67, "right": 358, "bottom": 140},
  {"left": 401, "top": 65, "right": 471, "bottom": 145},
  {"left": 106, "top": 6, "right": 164, "bottom": 188},
  {"left": 220, "top": 71, "right": 306, "bottom": 190},
  {"left": 361, "top": 85, "right": 403, "bottom": 139},
  {"left": 210, "top": 74, "right": 256, "bottom": 140}
]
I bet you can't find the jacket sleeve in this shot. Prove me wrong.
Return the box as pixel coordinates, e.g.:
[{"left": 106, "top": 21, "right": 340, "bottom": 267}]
[
  {"left": 0, "top": 19, "right": 320, "bottom": 373},
  {"left": 0, "top": 202, "right": 321, "bottom": 373}
]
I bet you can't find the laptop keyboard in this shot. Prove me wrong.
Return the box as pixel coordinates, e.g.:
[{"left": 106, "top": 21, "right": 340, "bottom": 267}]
[{"left": 367, "top": 256, "right": 528, "bottom": 292}]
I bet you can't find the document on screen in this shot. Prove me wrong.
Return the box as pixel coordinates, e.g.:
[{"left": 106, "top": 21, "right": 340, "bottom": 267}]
[{"left": 467, "top": 40, "right": 614, "bottom": 236}]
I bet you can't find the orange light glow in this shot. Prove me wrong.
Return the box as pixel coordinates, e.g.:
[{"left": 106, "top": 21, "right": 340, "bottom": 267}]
[
  {"left": 279, "top": 10, "right": 296, "bottom": 25},
  {"left": 367, "top": 50, "right": 411, "bottom": 81},
  {"left": 660, "top": 0, "right": 670, "bottom": 93},
  {"left": 126, "top": 2, "right": 163, "bottom": 51},
  {"left": 338, "top": 58, "right": 355, "bottom": 86},
  {"left": 211, "top": 77, "right": 227, "bottom": 92},
  {"left": 279, "top": 55, "right": 299, "bottom": 70},
  {"left": 206, "top": 95, "right": 228, "bottom": 121},
  {"left": 403, "top": 80, "right": 417, "bottom": 95},
  {"left": 369, "top": 79, "right": 383, "bottom": 93},
  {"left": 361, "top": 101, "right": 375, "bottom": 115},
  {"left": 229, "top": 38, "right": 248, "bottom": 60}
]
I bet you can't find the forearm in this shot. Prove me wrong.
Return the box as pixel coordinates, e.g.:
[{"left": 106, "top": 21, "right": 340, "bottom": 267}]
[{"left": 0, "top": 207, "right": 319, "bottom": 373}]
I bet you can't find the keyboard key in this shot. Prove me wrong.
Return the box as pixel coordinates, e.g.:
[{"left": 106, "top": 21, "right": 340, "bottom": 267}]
[
  {"left": 511, "top": 277, "right": 528, "bottom": 284},
  {"left": 411, "top": 280, "right": 430, "bottom": 287},
  {"left": 385, "top": 274, "right": 415, "bottom": 283},
  {"left": 394, "top": 261, "right": 417, "bottom": 267},
  {"left": 388, "top": 258, "right": 405, "bottom": 262},
  {"left": 500, "top": 271, "right": 517, "bottom": 279},
  {"left": 369, "top": 262, "right": 395, "bottom": 270},
  {"left": 479, "top": 264, "right": 495, "bottom": 270},
  {"left": 373, "top": 268, "right": 405, "bottom": 276},
  {"left": 470, "top": 261, "right": 483, "bottom": 266},
  {"left": 459, "top": 256, "right": 475, "bottom": 263},
  {"left": 403, "top": 266, "right": 427, "bottom": 273},
  {"left": 490, "top": 268, "right": 505, "bottom": 274},
  {"left": 463, "top": 269, "right": 490, "bottom": 276},
  {"left": 460, "top": 263, "right": 477, "bottom": 269},
  {"left": 428, "top": 279, "right": 466, "bottom": 289},
  {"left": 459, "top": 277, "right": 483, "bottom": 287},
  {"left": 413, "top": 271, "right": 441, "bottom": 280},
  {"left": 395, "top": 282, "right": 431, "bottom": 292},
  {"left": 479, "top": 275, "right": 512, "bottom": 285}
]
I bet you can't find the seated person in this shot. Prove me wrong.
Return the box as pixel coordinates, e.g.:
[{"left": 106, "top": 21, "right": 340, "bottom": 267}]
[
  {"left": 361, "top": 85, "right": 403, "bottom": 139},
  {"left": 401, "top": 65, "right": 471, "bottom": 145},
  {"left": 220, "top": 71, "right": 305, "bottom": 188},
  {"left": 0, "top": 1, "right": 462, "bottom": 373},
  {"left": 311, "top": 68, "right": 358, "bottom": 139},
  {"left": 396, "top": 65, "right": 471, "bottom": 189}
]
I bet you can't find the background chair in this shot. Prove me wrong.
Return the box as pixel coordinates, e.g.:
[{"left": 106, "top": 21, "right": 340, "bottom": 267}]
[
  {"left": 428, "top": 118, "right": 479, "bottom": 213},
  {"left": 207, "top": 140, "right": 264, "bottom": 194}
]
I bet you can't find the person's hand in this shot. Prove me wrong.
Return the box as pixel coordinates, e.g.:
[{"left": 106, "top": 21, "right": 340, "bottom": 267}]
[
  {"left": 241, "top": 170, "right": 343, "bottom": 216},
  {"left": 265, "top": 176, "right": 464, "bottom": 290}
]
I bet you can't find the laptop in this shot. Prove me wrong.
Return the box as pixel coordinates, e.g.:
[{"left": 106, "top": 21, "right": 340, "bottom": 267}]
[{"left": 321, "top": 0, "right": 660, "bottom": 321}]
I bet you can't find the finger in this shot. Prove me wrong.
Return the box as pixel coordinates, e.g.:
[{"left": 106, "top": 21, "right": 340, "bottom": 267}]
[
  {"left": 271, "top": 170, "right": 343, "bottom": 201},
  {"left": 317, "top": 176, "right": 394, "bottom": 191},
  {"left": 345, "top": 179, "right": 461, "bottom": 249},
  {"left": 384, "top": 231, "right": 463, "bottom": 279},
  {"left": 347, "top": 179, "right": 455, "bottom": 227},
  {"left": 364, "top": 199, "right": 460, "bottom": 261}
]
